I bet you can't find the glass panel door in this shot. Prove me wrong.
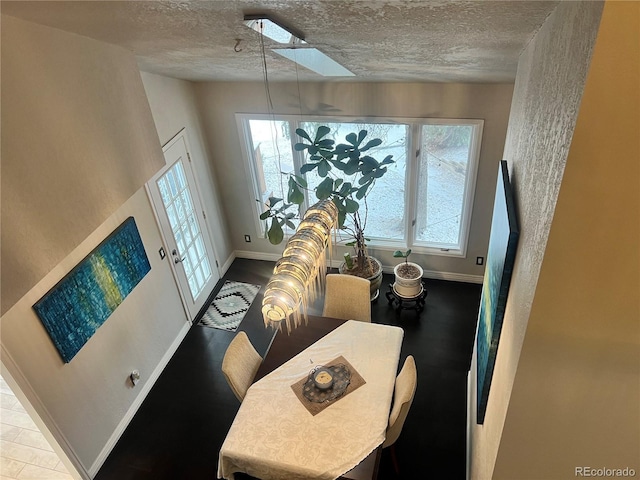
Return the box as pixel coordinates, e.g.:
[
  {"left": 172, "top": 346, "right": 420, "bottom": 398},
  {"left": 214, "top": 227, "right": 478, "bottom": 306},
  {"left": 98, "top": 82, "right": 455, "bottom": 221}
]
[
  {"left": 156, "top": 161, "right": 212, "bottom": 300},
  {"left": 147, "top": 132, "right": 220, "bottom": 321}
]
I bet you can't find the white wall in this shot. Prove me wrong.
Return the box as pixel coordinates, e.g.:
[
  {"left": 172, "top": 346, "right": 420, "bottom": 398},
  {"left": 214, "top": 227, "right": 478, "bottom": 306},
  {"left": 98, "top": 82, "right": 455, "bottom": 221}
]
[
  {"left": 140, "top": 72, "right": 233, "bottom": 269},
  {"left": 492, "top": 1, "right": 639, "bottom": 476},
  {"left": 0, "top": 17, "right": 191, "bottom": 476},
  {"left": 0, "top": 15, "right": 165, "bottom": 314},
  {"left": 195, "top": 81, "right": 514, "bottom": 281},
  {"left": 0, "top": 189, "right": 189, "bottom": 476},
  {"left": 467, "top": 1, "right": 604, "bottom": 478}
]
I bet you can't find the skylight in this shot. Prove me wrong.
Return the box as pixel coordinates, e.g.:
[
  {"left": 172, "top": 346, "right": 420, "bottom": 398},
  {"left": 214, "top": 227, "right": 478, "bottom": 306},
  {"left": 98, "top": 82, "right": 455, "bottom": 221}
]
[
  {"left": 272, "top": 48, "right": 354, "bottom": 77},
  {"left": 243, "top": 15, "right": 354, "bottom": 77},
  {"left": 243, "top": 17, "right": 306, "bottom": 45}
]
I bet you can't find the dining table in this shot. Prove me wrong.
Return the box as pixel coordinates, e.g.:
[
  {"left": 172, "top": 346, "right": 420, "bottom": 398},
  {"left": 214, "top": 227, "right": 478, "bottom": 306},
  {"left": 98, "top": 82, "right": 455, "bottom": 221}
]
[{"left": 217, "top": 317, "right": 404, "bottom": 480}]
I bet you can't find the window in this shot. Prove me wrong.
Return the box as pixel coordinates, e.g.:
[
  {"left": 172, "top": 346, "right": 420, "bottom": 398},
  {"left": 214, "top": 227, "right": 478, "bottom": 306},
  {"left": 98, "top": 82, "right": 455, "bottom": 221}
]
[
  {"left": 245, "top": 119, "right": 298, "bottom": 212},
  {"left": 298, "top": 121, "right": 408, "bottom": 241},
  {"left": 238, "top": 114, "right": 483, "bottom": 256},
  {"left": 415, "top": 122, "right": 481, "bottom": 251}
]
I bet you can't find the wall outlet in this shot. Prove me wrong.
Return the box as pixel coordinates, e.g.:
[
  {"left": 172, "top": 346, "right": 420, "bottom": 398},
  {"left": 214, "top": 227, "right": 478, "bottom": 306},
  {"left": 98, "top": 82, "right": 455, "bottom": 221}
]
[
  {"left": 244, "top": 235, "right": 251, "bottom": 243},
  {"left": 476, "top": 257, "right": 484, "bottom": 265}
]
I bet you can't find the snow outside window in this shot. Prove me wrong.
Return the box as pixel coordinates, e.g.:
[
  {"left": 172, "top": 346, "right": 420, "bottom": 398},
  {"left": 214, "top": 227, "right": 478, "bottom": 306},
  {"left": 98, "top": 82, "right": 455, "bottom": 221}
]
[{"left": 237, "top": 114, "right": 483, "bottom": 257}]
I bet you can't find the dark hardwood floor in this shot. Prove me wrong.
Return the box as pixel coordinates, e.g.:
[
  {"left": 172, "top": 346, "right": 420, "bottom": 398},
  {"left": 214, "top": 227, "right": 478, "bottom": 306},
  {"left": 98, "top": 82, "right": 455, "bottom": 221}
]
[{"left": 95, "top": 258, "right": 481, "bottom": 480}]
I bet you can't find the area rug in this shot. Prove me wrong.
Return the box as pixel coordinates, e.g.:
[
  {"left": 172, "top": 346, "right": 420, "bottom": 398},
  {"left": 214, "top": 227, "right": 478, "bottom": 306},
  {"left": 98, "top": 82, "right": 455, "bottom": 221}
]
[{"left": 198, "top": 281, "right": 261, "bottom": 332}]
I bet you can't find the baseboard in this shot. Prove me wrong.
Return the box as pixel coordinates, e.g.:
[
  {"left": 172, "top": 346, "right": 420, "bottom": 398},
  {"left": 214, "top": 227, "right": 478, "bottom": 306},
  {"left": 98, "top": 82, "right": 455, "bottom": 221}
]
[
  {"left": 466, "top": 372, "right": 472, "bottom": 480},
  {"left": 234, "top": 250, "right": 282, "bottom": 262},
  {"left": 384, "top": 265, "right": 483, "bottom": 284},
  {"left": 234, "top": 251, "right": 483, "bottom": 284},
  {"left": 1, "top": 346, "right": 90, "bottom": 479},
  {"left": 88, "top": 321, "right": 191, "bottom": 477},
  {"left": 220, "top": 251, "right": 236, "bottom": 276},
  {"left": 420, "top": 269, "right": 483, "bottom": 284}
]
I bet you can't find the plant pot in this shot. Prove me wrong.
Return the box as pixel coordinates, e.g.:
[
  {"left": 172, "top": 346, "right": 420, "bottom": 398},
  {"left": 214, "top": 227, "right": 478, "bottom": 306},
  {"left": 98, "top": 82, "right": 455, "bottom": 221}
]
[
  {"left": 393, "top": 262, "right": 423, "bottom": 298},
  {"left": 339, "top": 256, "right": 383, "bottom": 301}
]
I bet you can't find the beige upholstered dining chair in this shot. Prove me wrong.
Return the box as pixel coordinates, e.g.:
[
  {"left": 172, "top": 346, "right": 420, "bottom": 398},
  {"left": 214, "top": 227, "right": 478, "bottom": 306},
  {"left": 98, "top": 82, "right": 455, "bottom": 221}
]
[
  {"left": 383, "top": 355, "right": 417, "bottom": 474},
  {"left": 322, "top": 274, "right": 371, "bottom": 322},
  {"left": 221, "top": 331, "right": 262, "bottom": 402}
]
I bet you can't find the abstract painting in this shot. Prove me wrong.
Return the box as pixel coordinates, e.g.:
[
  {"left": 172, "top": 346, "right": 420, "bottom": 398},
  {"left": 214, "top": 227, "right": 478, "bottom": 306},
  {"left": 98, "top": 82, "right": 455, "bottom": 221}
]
[
  {"left": 33, "top": 217, "right": 151, "bottom": 363},
  {"left": 477, "top": 161, "right": 519, "bottom": 424}
]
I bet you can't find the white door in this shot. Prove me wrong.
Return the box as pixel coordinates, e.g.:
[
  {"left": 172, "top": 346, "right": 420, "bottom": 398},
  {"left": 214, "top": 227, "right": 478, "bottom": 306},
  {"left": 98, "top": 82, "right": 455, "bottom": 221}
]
[{"left": 147, "top": 131, "right": 220, "bottom": 321}]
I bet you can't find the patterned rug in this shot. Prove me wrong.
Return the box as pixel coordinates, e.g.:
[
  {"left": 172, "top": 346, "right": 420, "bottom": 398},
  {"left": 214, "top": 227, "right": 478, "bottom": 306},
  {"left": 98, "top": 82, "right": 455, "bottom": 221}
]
[{"left": 198, "top": 281, "right": 261, "bottom": 332}]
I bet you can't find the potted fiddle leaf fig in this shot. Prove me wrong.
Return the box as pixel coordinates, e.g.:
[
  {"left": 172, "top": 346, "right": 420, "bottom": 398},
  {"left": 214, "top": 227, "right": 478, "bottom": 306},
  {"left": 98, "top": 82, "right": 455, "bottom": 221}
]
[
  {"left": 260, "top": 125, "right": 395, "bottom": 299},
  {"left": 392, "top": 249, "right": 424, "bottom": 298}
]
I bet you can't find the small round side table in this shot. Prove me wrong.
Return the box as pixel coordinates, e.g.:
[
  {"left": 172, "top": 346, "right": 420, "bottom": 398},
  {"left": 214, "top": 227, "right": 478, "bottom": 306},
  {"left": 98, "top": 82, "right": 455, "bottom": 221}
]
[{"left": 385, "top": 280, "right": 428, "bottom": 315}]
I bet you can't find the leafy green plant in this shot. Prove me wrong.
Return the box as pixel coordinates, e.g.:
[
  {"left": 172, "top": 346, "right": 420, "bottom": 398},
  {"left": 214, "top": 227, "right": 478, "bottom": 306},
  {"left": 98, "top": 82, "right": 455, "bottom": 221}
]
[
  {"left": 393, "top": 249, "right": 412, "bottom": 265},
  {"left": 258, "top": 194, "right": 297, "bottom": 245},
  {"left": 260, "top": 126, "right": 395, "bottom": 277}
]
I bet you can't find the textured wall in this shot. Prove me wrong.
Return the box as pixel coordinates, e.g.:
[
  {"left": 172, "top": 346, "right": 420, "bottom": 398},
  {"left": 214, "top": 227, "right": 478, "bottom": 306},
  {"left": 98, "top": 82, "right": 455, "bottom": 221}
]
[
  {"left": 1, "top": 15, "right": 164, "bottom": 314},
  {"left": 195, "top": 81, "right": 513, "bottom": 280},
  {"left": 467, "top": 1, "right": 604, "bottom": 478},
  {"left": 493, "top": 2, "right": 639, "bottom": 476}
]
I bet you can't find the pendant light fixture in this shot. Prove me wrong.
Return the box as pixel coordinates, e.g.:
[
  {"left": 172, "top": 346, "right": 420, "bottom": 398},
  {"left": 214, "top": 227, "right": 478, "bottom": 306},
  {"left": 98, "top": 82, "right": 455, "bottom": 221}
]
[{"left": 261, "top": 200, "right": 339, "bottom": 333}]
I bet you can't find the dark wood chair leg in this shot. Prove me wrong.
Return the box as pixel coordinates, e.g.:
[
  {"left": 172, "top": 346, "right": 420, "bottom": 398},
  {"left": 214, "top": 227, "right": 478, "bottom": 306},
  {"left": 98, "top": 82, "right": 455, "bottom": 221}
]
[{"left": 390, "top": 444, "right": 400, "bottom": 475}]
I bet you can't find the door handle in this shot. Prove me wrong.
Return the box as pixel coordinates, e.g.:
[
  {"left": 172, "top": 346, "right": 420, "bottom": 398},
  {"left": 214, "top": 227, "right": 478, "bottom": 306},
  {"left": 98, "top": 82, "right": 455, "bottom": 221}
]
[{"left": 172, "top": 249, "right": 185, "bottom": 264}]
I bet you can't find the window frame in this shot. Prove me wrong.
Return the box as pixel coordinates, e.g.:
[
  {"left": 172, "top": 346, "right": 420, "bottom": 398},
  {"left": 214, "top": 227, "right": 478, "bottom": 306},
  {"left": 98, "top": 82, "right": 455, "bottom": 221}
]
[
  {"left": 236, "top": 114, "right": 306, "bottom": 238},
  {"left": 411, "top": 118, "right": 484, "bottom": 258},
  {"left": 236, "top": 113, "right": 483, "bottom": 258}
]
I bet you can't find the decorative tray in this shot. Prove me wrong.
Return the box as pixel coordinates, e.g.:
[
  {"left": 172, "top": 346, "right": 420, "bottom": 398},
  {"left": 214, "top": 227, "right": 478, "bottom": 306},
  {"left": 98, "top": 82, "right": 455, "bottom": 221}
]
[{"left": 302, "top": 364, "right": 351, "bottom": 403}]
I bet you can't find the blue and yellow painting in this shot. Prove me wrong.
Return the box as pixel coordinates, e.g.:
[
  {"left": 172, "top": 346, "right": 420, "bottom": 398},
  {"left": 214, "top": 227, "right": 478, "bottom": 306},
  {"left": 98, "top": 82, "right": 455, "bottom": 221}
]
[
  {"left": 33, "top": 217, "right": 151, "bottom": 363},
  {"left": 477, "top": 161, "right": 519, "bottom": 424}
]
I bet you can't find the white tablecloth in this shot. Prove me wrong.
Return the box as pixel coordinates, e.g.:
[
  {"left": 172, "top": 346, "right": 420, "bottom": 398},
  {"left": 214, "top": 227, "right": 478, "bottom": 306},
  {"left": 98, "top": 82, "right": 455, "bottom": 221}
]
[{"left": 217, "top": 320, "right": 404, "bottom": 480}]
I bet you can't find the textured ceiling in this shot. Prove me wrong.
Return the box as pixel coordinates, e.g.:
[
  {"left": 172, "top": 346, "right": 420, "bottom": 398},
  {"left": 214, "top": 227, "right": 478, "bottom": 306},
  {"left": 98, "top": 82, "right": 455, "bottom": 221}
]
[{"left": 1, "top": 0, "right": 559, "bottom": 82}]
